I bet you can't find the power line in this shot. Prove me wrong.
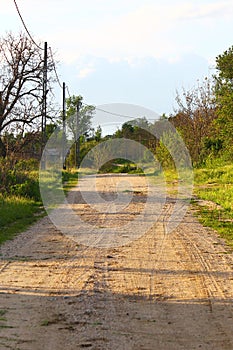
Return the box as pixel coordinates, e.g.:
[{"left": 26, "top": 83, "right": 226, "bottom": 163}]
[
  {"left": 13, "top": 0, "right": 62, "bottom": 94},
  {"left": 12, "top": 0, "right": 152, "bottom": 123},
  {"left": 48, "top": 47, "right": 74, "bottom": 100},
  {"left": 94, "top": 122, "right": 123, "bottom": 125},
  {"left": 13, "top": 0, "right": 155, "bottom": 123},
  {"left": 13, "top": 0, "right": 75, "bottom": 123},
  {"left": 83, "top": 103, "right": 158, "bottom": 121},
  {"left": 47, "top": 49, "right": 72, "bottom": 98},
  {"left": 95, "top": 107, "right": 135, "bottom": 119},
  {"left": 13, "top": 0, "right": 43, "bottom": 50},
  {"left": 48, "top": 47, "right": 63, "bottom": 88},
  {"left": 49, "top": 47, "right": 74, "bottom": 100},
  {"left": 82, "top": 103, "right": 136, "bottom": 119},
  {"left": 66, "top": 86, "right": 71, "bottom": 98}
]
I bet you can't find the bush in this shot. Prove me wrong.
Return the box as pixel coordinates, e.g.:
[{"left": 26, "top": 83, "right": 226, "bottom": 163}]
[
  {"left": 0, "top": 157, "right": 41, "bottom": 201},
  {"left": 10, "top": 179, "right": 41, "bottom": 201}
]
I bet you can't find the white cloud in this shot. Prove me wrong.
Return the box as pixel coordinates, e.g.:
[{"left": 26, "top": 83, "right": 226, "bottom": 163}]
[
  {"left": 44, "top": 1, "right": 233, "bottom": 65},
  {"left": 77, "top": 67, "right": 95, "bottom": 79},
  {"left": 175, "top": 1, "right": 233, "bottom": 21},
  {"left": 2, "top": 0, "right": 233, "bottom": 66},
  {"left": 47, "top": 4, "right": 177, "bottom": 61}
]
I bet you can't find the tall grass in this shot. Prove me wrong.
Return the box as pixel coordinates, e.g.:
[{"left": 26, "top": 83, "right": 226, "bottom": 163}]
[
  {"left": 195, "top": 164, "right": 233, "bottom": 212},
  {"left": 0, "top": 158, "right": 43, "bottom": 245},
  {"left": 0, "top": 158, "right": 41, "bottom": 201},
  {"left": 0, "top": 194, "right": 44, "bottom": 245},
  {"left": 194, "top": 163, "right": 233, "bottom": 247},
  {"left": 0, "top": 158, "right": 79, "bottom": 245}
]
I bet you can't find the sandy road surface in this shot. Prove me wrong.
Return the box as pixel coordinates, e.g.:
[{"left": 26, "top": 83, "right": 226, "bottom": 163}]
[{"left": 0, "top": 174, "right": 233, "bottom": 350}]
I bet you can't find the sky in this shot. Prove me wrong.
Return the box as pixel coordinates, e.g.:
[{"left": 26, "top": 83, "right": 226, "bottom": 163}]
[{"left": 1, "top": 0, "right": 233, "bottom": 133}]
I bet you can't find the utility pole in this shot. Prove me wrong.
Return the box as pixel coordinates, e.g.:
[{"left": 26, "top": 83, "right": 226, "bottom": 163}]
[
  {"left": 62, "top": 82, "right": 66, "bottom": 170},
  {"left": 41, "top": 41, "right": 48, "bottom": 170},
  {"left": 76, "top": 100, "right": 82, "bottom": 168}
]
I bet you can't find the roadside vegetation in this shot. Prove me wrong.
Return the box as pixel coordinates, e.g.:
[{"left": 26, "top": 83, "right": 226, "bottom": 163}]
[
  {"left": 0, "top": 195, "right": 43, "bottom": 245},
  {"left": 194, "top": 162, "right": 233, "bottom": 248},
  {"left": 0, "top": 158, "right": 78, "bottom": 245},
  {"left": 0, "top": 159, "right": 43, "bottom": 244}
]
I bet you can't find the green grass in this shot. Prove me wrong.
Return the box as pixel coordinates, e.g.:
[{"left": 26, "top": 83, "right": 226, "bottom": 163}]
[
  {"left": 150, "top": 163, "right": 233, "bottom": 247},
  {"left": 0, "top": 168, "right": 80, "bottom": 246},
  {"left": 0, "top": 316, "right": 7, "bottom": 321},
  {"left": 194, "top": 164, "right": 233, "bottom": 211},
  {"left": 39, "top": 169, "right": 79, "bottom": 203},
  {"left": 62, "top": 169, "right": 79, "bottom": 194},
  {"left": 0, "top": 195, "right": 45, "bottom": 245},
  {"left": 194, "top": 163, "right": 233, "bottom": 247},
  {"left": 195, "top": 206, "right": 233, "bottom": 248}
]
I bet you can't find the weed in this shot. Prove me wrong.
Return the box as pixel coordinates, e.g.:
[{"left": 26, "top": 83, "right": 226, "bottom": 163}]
[
  {"left": 40, "top": 319, "right": 50, "bottom": 326},
  {"left": 91, "top": 321, "right": 103, "bottom": 326},
  {"left": 0, "top": 310, "right": 7, "bottom": 316},
  {"left": 0, "top": 317, "right": 7, "bottom": 322}
]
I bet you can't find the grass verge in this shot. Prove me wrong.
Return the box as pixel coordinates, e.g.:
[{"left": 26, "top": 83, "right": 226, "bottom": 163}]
[
  {"left": 0, "top": 195, "right": 45, "bottom": 246},
  {"left": 194, "top": 163, "right": 233, "bottom": 248},
  {"left": 153, "top": 164, "right": 233, "bottom": 248},
  {"left": 0, "top": 169, "right": 79, "bottom": 247}
]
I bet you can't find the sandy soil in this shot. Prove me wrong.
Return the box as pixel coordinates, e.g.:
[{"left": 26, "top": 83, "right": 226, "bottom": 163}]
[{"left": 0, "top": 174, "right": 233, "bottom": 350}]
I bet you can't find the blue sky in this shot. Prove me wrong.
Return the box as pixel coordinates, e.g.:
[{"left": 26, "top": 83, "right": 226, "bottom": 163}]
[{"left": 1, "top": 0, "right": 233, "bottom": 132}]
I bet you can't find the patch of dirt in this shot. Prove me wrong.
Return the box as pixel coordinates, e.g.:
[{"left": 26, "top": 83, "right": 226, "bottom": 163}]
[
  {"left": 195, "top": 199, "right": 223, "bottom": 211},
  {"left": 0, "top": 174, "right": 233, "bottom": 350}
]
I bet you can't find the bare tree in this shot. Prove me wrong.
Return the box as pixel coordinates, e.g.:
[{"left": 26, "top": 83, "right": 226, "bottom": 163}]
[{"left": 0, "top": 32, "right": 53, "bottom": 156}]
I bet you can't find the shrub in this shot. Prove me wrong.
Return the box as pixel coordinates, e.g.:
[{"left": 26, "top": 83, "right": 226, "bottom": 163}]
[{"left": 0, "top": 157, "right": 41, "bottom": 201}]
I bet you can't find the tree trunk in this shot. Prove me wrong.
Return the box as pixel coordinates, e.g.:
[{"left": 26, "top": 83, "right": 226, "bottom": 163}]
[{"left": 0, "top": 137, "right": 6, "bottom": 157}]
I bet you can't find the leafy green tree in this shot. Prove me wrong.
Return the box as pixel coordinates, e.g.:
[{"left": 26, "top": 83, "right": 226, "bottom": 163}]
[
  {"left": 66, "top": 95, "right": 95, "bottom": 141},
  {"left": 129, "top": 117, "right": 150, "bottom": 129},
  {"left": 215, "top": 46, "right": 233, "bottom": 157},
  {"left": 94, "top": 125, "right": 102, "bottom": 141},
  {"left": 65, "top": 95, "right": 95, "bottom": 167}
]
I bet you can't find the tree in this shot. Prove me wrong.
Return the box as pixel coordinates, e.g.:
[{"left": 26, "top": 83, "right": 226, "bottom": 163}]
[
  {"left": 65, "top": 95, "right": 95, "bottom": 167},
  {"left": 2, "top": 130, "right": 41, "bottom": 159},
  {"left": 215, "top": 46, "right": 233, "bottom": 157},
  {"left": 173, "top": 78, "right": 217, "bottom": 164},
  {"left": 94, "top": 125, "right": 102, "bottom": 141},
  {"left": 114, "top": 118, "right": 157, "bottom": 156},
  {"left": 121, "top": 122, "right": 134, "bottom": 137},
  {"left": 66, "top": 95, "right": 95, "bottom": 140},
  {"left": 0, "top": 32, "right": 53, "bottom": 156}
]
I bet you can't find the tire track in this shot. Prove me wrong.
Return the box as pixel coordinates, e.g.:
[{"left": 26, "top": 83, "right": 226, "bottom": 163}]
[{"left": 178, "top": 226, "right": 227, "bottom": 305}]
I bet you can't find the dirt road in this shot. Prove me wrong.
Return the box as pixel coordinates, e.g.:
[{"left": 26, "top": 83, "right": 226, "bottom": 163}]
[{"left": 0, "top": 174, "right": 233, "bottom": 349}]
